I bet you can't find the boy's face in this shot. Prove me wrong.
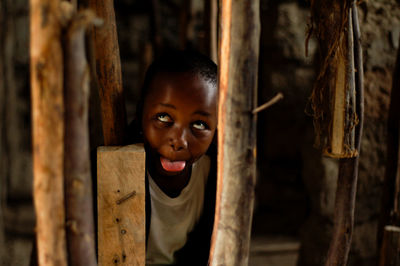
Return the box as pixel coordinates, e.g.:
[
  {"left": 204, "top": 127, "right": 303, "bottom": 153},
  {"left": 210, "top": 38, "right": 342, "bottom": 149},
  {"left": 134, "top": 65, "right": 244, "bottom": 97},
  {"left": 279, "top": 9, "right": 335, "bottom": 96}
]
[{"left": 142, "top": 72, "right": 217, "bottom": 178}]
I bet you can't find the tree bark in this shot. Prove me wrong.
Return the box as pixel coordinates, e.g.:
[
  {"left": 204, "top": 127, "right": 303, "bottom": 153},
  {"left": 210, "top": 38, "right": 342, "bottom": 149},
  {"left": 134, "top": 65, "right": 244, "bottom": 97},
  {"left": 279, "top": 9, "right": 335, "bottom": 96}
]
[
  {"left": 30, "top": 0, "right": 68, "bottom": 265},
  {"left": 325, "top": 3, "right": 364, "bottom": 266},
  {"left": 378, "top": 34, "right": 400, "bottom": 251},
  {"left": 88, "top": 0, "right": 127, "bottom": 146},
  {"left": 64, "top": 9, "right": 97, "bottom": 266},
  {"left": 209, "top": 0, "right": 260, "bottom": 265}
]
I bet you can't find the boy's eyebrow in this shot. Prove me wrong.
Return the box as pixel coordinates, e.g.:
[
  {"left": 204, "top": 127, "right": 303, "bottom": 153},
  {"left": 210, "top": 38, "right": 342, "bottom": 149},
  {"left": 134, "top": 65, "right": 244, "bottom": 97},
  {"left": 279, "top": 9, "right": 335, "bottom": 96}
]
[
  {"left": 158, "top": 103, "right": 211, "bottom": 117},
  {"left": 193, "top": 110, "right": 211, "bottom": 117},
  {"left": 159, "top": 103, "right": 176, "bottom": 109}
]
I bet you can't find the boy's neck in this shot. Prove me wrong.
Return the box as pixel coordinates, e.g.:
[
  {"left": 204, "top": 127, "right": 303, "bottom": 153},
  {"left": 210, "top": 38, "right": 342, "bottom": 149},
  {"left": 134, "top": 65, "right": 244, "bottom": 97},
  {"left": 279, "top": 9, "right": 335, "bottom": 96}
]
[{"left": 149, "top": 166, "right": 192, "bottom": 198}]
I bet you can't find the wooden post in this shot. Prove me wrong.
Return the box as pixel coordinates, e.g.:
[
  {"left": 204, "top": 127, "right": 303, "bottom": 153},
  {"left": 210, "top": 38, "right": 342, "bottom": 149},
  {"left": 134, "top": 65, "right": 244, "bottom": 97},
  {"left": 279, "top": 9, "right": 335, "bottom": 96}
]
[
  {"left": 88, "top": 0, "right": 127, "bottom": 146},
  {"left": 150, "top": 0, "right": 163, "bottom": 57},
  {"left": 97, "top": 145, "right": 146, "bottom": 266},
  {"left": 378, "top": 34, "right": 400, "bottom": 250},
  {"left": 30, "top": 0, "right": 68, "bottom": 265},
  {"left": 179, "top": 0, "right": 191, "bottom": 49},
  {"left": 203, "top": 0, "right": 218, "bottom": 62},
  {"left": 324, "top": 3, "right": 364, "bottom": 266},
  {"left": 64, "top": 9, "right": 98, "bottom": 266},
  {"left": 0, "top": 1, "right": 5, "bottom": 263},
  {"left": 379, "top": 226, "right": 400, "bottom": 266},
  {"left": 209, "top": 0, "right": 260, "bottom": 265}
]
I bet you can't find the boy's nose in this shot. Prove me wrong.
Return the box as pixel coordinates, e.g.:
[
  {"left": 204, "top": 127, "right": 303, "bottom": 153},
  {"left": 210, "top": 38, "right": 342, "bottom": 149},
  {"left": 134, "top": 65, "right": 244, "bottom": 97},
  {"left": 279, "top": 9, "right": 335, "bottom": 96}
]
[{"left": 169, "top": 127, "right": 188, "bottom": 151}]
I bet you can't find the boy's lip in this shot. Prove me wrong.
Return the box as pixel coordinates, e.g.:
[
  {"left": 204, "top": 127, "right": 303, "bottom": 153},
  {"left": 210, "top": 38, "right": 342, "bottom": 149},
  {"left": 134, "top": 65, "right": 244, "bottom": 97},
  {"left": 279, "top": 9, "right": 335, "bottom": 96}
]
[{"left": 159, "top": 156, "right": 186, "bottom": 172}]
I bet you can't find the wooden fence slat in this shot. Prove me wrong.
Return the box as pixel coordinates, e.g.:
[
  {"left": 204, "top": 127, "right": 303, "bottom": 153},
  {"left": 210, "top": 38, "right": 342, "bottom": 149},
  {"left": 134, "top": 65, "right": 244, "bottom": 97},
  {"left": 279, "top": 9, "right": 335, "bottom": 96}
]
[
  {"left": 88, "top": 0, "right": 127, "bottom": 146},
  {"left": 64, "top": 10, "right": 97, "bottom": 266},
  {"left": 97, "top": 145, "right": 146, "bottom": 266},
  {"left": 324, "top": 3, "right": 364, "bottom": 265},
  {"left": 30, "top": 0, "right": 67, "bottom": 264},
  {"left": 378, "top": 33, "right": 400, "bottom": 251},
  {"left": 209, "top": 0, "right": 260, "bottom": 265}
]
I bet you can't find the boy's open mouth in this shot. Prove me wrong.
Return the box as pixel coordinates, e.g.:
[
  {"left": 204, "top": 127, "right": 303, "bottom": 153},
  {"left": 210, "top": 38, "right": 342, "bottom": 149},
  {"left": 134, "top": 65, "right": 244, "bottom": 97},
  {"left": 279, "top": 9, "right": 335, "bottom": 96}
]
[{"left": 160, "top": 157, "right": 186, "bottom": 172}]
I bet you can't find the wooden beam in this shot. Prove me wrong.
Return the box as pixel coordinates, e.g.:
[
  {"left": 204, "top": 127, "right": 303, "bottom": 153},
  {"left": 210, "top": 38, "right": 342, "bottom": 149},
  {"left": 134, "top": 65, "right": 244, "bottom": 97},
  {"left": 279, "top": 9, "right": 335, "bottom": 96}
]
[
  {"left": 88, "top": 0, "right": 127, "bottom": 146},
  {"left": 97, "top": 145, "right": 146, "bottom": 266},
  {"left": 209, "top": 0, "right": 260, "bottom": 265},
  {"left": 30, "top": 0, "right": 67, "bottom": 264},
  {"left": 64, "top": 9, "right": 97, "bottom": 266}
]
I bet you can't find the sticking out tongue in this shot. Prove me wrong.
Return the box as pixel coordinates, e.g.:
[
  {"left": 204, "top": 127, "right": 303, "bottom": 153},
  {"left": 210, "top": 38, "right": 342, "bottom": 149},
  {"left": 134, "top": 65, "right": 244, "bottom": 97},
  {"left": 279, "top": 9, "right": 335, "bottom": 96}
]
[{"left": 160, "top": 157, "right": 186, "bottom": 172}]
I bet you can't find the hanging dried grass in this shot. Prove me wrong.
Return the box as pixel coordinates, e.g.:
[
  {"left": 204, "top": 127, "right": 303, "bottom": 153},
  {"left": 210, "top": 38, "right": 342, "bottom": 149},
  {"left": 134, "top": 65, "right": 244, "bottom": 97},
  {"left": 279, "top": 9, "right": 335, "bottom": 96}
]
[{"left": 307, "top": 0, "right": 359, "bottom": 158}]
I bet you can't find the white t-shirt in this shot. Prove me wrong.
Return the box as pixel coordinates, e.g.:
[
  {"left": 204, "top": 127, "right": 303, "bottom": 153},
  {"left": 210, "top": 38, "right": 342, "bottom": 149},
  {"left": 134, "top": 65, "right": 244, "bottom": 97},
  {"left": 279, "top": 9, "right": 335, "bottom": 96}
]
[{"left": 146, "top": 155, "right": 210, "bottom": 265}]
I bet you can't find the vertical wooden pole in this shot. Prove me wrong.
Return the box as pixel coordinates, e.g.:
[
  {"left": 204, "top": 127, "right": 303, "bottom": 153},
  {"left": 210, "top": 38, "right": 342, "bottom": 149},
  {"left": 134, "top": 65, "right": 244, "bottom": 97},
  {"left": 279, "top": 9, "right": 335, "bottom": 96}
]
[
  {"left": 88, "top": 0, "right": 127, "bottom": 146},
  {"left": 209, "top": 0, "right": 260, "bottom": 265},
  {"left": 0, "top": 1, "right": 6, "bottom": 263},
  {"left": 203, "top": 0, "right": 218, "bottom": 62},
  {"left": 64, "top": 10, "right": 97, "bottom": 266},
  {"left": 179, "top": 0, "right": 191, "bottom": 49},
  {"left": 150, "top": 0, "right": 162, "bottom": 57},
  {"left": 325, "top": 3, "right": 364, "bottom": 265},
  {"left": 30, "top": 0, "right": 68, "bottom": 265},
  {"left": 378, "top": 33, "right": 400, "bottom": 250}
]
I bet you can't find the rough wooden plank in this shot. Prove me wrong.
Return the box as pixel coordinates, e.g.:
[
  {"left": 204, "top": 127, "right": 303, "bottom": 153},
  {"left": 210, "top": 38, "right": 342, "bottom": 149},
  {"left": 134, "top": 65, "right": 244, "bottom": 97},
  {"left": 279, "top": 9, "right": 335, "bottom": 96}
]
[
  {"left": 379, "top": 226, "right": 400, "bottom": 266},
  {"left": 30, "top": 0, "right": 67, "bottom": 264},
  {"left": 97, "top": 144, "right": 146, "bottom": 266},
  {"left": 64, "top": 9, "right": 97, "bottom": 266},
  {"left": 209, "top": 0, "right": 260, "bottom": 265},
  {"left": 88, "top": 0, "right": 127, "bottom": 146}
]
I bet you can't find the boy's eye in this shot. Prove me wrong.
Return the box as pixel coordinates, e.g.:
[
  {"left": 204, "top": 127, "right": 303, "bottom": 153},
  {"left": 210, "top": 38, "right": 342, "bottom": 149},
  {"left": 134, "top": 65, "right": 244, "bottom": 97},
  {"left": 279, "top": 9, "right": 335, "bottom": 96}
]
[
  {"left": 157, "top": 113, "right": 172, "bottom": 123},
  {"left": 192, "top": 121, "right": 208, "bottom": 131}
]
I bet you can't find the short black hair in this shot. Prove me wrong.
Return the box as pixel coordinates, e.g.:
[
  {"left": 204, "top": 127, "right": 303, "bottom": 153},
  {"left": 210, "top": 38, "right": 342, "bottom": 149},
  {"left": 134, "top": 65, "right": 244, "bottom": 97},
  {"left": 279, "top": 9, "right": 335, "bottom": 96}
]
[{"left": 142, "top": 49, "right": 217, "bottom": 96}]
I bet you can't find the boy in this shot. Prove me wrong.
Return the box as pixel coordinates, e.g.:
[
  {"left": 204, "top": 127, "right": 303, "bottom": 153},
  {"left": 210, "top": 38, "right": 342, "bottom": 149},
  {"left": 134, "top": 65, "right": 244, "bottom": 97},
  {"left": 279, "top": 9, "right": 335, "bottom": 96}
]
[{"left": 129, "top": 50, "right": 218, "bottom": 265}]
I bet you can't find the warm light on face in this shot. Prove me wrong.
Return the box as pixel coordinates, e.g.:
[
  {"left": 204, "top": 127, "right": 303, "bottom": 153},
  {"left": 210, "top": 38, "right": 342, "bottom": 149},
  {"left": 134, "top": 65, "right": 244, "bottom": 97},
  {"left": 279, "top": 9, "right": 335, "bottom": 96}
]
[{"left": 142, "top": 72, "right": 217, "bottom": 178}]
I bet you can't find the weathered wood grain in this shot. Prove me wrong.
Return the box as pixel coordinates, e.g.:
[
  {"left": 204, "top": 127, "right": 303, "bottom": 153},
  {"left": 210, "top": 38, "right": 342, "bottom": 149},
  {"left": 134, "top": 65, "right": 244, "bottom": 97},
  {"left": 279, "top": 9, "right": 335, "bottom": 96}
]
[
  {"left": 97, "top": 144, "right": 146, "bottom": 266},
  {"left": 324, "top": 3, "right": 364, "bottom": 266},
  {"left": 209, "top": 0, "right": 260, "bottom": 265},
  {"left": 64, "top": 9, "right": 97, "bottom": 266},
  {"left": 88, "top": 0, "right": 127, "bottom": 146},
  {"left": 30, "top": 0, "right": 67, "bottom": 264}
]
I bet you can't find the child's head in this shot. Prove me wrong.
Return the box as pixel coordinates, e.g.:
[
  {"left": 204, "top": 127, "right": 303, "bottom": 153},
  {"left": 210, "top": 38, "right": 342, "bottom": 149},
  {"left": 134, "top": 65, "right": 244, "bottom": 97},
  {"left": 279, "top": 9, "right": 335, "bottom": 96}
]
[{"left": 138, "top": 50, "right": 218, "bottom": 179}]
